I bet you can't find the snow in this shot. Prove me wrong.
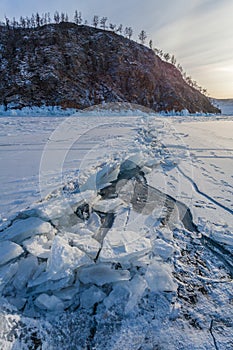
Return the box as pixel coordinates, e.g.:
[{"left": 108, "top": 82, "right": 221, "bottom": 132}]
[{"left": 0, "top": 110, "right": 232, "bottom": 349}]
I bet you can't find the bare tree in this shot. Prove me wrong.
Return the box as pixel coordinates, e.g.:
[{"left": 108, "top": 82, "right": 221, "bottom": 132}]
[
  {"left": 26, "top": 16, "right": 31, "bottom": 28},
  {"left": 171, "top": 55, "right": 176, "bottom": 65},
  {"left": 36, "top": 12, "right": 40, "bottom": 27},
  {"left": 54, "top": 11, "right": 60, "bottom": 24},
  {"left": 116, "top": 24, "right": 123, "bottom": 34},
  {"left": 31, "top": 14, "right": 36, "bottom": 28},
  {"left": 163, "top": 52, "right": 170, "bottom": 61},
  {"left": 77, "top": 11, "right": 83, "bottom": 25},
  {"left": 11, "top": 17, "right": 17, "bottom": 29},
  {"left": 61, "top": 12, "right": 65, "bottom": 22},
  {"left": 149, "top": 39, "right": 153, "bottom": 49},
  {"left": 40, "top": 13, "right": 45, "bottom": 26},
  {"left": 177, "top": 63, "right": 183, "bottom": 73},
  {"left": 159, "top": 49, "right": 163, "bottom": 57},
  {"left": 109, "top": 23, "right": 116, "bottom": 31},
  {"left": 138, "top": 30, "right": 147, "bottom": 44},
  {"left": 20, "top": 16, "right": 26, "bottom": 29},
  {"left": 124, "top": 27, "right": 129, "bottom": 37},
  {"left": 93, "top": 15, "right": 99, "bottom": 28},
  {"left": 124, "top": 27, "right": 133, "bottom": 39},
  {"left": 47, "top": 12, "right": 51, "bottom": 24},
  {"left": 100, "top": 17, "right": 108, "bottom": 30},
  {"left": 74, "top": 10, "right": 79, "bottom": 24}
]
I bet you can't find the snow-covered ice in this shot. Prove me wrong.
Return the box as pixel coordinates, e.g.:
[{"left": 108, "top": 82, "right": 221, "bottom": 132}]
[{"left": 0, "top": 110, "right": 232, "bottom": 349}]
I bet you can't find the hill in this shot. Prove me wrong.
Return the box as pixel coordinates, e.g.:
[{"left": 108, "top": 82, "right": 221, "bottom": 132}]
[{"left": 0, "top": 22, "right": 220, "bottom": 114}]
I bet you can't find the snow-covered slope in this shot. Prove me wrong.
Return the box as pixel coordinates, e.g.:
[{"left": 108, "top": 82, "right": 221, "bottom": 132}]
[{"left": 0, "top": 112, "right": 232, "bottom": 349}]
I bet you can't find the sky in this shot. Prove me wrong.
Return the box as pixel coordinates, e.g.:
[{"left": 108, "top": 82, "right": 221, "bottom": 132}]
[{"left": 1, "top": 0, "right": 233, "bottom": 98}]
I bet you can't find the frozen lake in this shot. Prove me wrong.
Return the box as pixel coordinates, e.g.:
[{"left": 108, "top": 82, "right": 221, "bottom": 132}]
[
  {"left": 1, "top": 115, "right": 232, "bottom": 226},
  {"left": 0, "top": 113, "right": 232, "bottom": 350}
]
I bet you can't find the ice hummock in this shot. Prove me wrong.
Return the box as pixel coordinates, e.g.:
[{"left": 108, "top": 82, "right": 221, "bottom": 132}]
[{"left": 1, "top": 113, "right": 232, "bottom": 349}]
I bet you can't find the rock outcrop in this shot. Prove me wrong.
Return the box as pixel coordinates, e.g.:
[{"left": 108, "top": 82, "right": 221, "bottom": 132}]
[{"left": 0, "top": 22, "right": 220, "bottom": 113}]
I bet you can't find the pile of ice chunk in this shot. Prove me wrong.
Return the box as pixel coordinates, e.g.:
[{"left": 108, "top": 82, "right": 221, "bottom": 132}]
[{"left": 0, "top": 128, "right": 179, "bottom": 315}]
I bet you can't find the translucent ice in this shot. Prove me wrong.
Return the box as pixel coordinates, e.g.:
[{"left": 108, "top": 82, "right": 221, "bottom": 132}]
[
  {"left": 34, "top": 293, "right": 64, "bottom": 311},
  {"left": 87, "top": 212, "right": 102, "bottom": 233},
  {"left": 53, "top": 281, "right": 80, "bottom": 301},
  {"left": 32, "top": 274, "right": 74, "bottom": 294},
  {"left": 93, "top": 198, "right": 125, "bottom": 213},
  {"left": 23, "top": 235, "right": 52, "bottom": 259},
  {"left": 99, "top": 229, "right": 151, "bottom": 263},
  {"left": 0, "top": 240, "right": 24, "bottom": 266},
  {"left": 65, "top": 232, "right": 101, "bottom": 260},
  {"left": 145, "top": 262, "right": 177, "bottom": 292},
  {"left": 78, "top": 263, "right": 130, "bottom": 286},
  {"left": 80, "top": 285, "right": 106, "bottom": 308},
  {"left": 13, "top": 256, "right": 38, "bottom": 290},
  {"left": 124, "top": 275, "right": 147, "bottom": 314},
  {"left": 95, "top": 163, "right": 120, "bottom": 188},
  {"left": 103, "top": 283, "right": 129, "bottom": 309},
  {"left": 0, "top": 262, "right": 18, "bottom": 292},
  {"left": 0, "top": 217, "right": 53, "bottom": 243},
  {"left": 152, "top": 239, "right": 174, "bottom": 260},
  {"left": 46, "top": 236, "right": 92, "bottom": 279}
]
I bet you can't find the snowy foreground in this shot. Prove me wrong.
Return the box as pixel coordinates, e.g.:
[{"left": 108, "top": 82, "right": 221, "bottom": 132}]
[{"left": 0, "top": 112, "right": 232, "bottom": 349}]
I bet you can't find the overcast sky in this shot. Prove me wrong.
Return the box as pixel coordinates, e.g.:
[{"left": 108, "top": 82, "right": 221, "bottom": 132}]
[{"left": 1, "top": 0, "right": 233, "bottom": 98}]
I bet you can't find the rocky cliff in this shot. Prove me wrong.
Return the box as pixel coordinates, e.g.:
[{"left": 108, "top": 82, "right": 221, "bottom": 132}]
[{"left": 0, "top": 22, "right": 220, "bottom": 113}]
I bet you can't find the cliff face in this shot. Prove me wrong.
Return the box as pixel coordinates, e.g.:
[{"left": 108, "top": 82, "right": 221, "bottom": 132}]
[{"left": 0, "top": 22, "right": 220, "bottom": 113}]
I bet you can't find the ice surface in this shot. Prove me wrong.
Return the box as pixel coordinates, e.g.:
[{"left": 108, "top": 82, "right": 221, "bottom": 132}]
[
  {"left": 95, "top": 163, "right": 120, "bottom": 188},
  {"left": 23, "top": 235, "right": 52, "bottom": 258},
  {"left": 46, "top": 236, "right": 92, "bottom": 279},
  {"left": 53, "top": 281, "right": 80, "bottom": 301},
  {"left": 13, "top": 256, "right": 38, "bottom": 290},
  {"left": 103, "top": 282, "right": 130, "bottom": 309},
  {"left": 0, "top": 217, "right": 53, "bottom": 243},
  {"left": 145, "top": 262, "right": 177, "bottom": 292},
  {"left": 110, "top": 207, "right": 130, "bottom": 230},
  {"left": 34, "top": 293, "right": 64, "bottom": 311},
  {"left": 210, "top": 231, "right": 233, "bottom": 247},
  {"left": 31, "top": 275, "right": 75, "bottom": 294},
  {"left": 93, "top": 198, "right": 126, "bottom": 213},
  {"left": 87, "top": 212, "right": 102, "bottom": 232},
  {"left": 0, "top": 262, "right": 18, "bottom": 292},
  {"left": 152, "top": 239, "right": 174, "bottom": 260},
  {"left": 65, "top": 232, "right": 101, "bottom": 259},
  {"left": 80, "top": 285, "right": 106, "bottom": 308},
  {"left": 0, "top": 241, "right": 23, "bottom": 266},
  {"left": 99, "top": 229, "right": 151, "bottom": 263},
  {"left": 78, "top": 263, "right": 131, "bottom": 286},
  {"left": 124, "top": 275, "right": 148, "bottom": 314},
  {"left": 0, "top": 114, "right": 233, "bottom": 348}
]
